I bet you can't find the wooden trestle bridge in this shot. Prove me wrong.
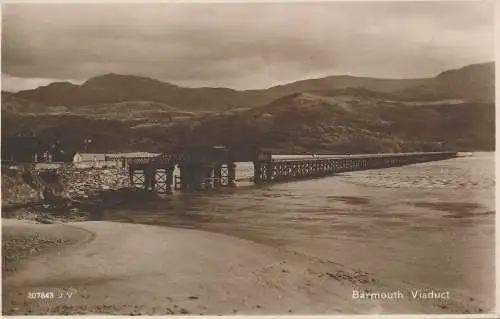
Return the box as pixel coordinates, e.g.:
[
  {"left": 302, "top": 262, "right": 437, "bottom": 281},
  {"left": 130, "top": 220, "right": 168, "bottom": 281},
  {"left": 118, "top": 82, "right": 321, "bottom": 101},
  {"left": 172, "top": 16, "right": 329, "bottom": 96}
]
[{"left": 123, "top": 146, "right": 458, "bottom": 193}]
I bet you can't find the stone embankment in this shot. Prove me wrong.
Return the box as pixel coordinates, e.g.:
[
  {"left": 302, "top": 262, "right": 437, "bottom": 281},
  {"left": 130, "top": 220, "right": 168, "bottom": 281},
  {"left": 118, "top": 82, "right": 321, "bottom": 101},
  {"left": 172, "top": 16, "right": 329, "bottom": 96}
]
[
  {"left": 57, "top": 166, "right": 131, "bottom": 201},
  {"left": 2, "top": 164, "right": 132, "bottom": 222},
  {"left": 2, "top": 167, "right": 40, "bottom": 209}
]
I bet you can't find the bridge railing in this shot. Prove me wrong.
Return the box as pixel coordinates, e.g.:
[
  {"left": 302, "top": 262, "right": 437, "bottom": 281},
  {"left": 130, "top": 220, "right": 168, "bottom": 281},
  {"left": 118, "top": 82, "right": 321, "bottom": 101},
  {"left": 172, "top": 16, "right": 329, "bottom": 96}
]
[
  {"left": 271, "top": 151, "right": 458, "bottom": 162},
  {"left": 254, "top": 151, "right": 458, "bottom": 183}
]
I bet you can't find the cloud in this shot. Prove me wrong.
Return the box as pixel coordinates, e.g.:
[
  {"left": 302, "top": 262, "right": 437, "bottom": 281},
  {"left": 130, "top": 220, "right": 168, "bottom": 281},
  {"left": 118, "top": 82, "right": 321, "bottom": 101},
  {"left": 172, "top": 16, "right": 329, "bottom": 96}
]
[{"left": 1, "top": 2, "right": 495, "bottom": 91}]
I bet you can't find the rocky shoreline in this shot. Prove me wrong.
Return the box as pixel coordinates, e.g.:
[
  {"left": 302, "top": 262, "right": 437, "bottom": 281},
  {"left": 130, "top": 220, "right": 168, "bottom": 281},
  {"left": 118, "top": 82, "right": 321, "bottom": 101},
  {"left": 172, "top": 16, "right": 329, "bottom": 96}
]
[
  {"left": 2, "top": 187, "right": 165, "bottom": 226},
  {"left": 1, "top": 163, "right": 161, "bottom": 225}
]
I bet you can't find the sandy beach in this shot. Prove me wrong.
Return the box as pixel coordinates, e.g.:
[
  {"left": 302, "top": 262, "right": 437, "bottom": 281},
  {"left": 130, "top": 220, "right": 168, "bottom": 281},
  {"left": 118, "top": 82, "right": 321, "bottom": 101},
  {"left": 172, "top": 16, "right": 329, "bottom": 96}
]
[{"left": 2, "top": 218, "right": 484, "bottom": 315}]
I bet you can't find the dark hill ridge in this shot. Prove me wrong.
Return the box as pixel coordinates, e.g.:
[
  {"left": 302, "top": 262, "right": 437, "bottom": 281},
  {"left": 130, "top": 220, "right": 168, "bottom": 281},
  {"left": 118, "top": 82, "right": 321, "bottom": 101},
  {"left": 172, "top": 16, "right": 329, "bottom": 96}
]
[
  {"left": 3, "top": 88, "right": 494, "bottom": 154},
  {"left": 247, "top": 76, "right": 429, "bottom": 105},
  {"left": 82, "top": 73, "right": 180, "bottom": 90},
  {"left": 1, "top": 92, "right": 198, "bottom": 123},
  {"left": 436, "top": 62, "right": 494, "bottom": 83},
  {"left": 2, "top": 62, "right": 494, "bottom": 155},
  {"left": 1, "top": 91, "right": 47, "bottom": 114},
  {"left": 174, "top": 90, "right": 494, "bottom": 153},
  {"left": 10, "top": 62, "right": 494, "bottom": 111},
  {"left": 14, "top": 73, "right": 245, "bottom": 112},
  {"left": 401, "top": 62, "right": 495, "bottom": 103},
  {"left": 15, "top": 82, "right": 81, "bottom": 107}
]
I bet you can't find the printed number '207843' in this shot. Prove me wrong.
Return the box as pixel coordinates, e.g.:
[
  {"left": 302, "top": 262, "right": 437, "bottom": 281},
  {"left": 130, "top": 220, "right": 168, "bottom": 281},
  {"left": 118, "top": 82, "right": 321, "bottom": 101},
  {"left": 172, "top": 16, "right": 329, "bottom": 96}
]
[{"left": 27, "top": 292, "right": 55, "bottom": 299}]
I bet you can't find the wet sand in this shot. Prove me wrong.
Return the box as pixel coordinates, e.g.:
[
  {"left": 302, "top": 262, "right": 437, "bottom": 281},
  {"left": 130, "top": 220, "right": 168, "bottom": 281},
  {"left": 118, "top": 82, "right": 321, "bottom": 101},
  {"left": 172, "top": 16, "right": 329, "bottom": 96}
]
[
  {"left": 2, "top": 219, "right": 93, "bottom": 273},
  {"left": 2, "top": 219, "right": 484, "bottom": 315}
]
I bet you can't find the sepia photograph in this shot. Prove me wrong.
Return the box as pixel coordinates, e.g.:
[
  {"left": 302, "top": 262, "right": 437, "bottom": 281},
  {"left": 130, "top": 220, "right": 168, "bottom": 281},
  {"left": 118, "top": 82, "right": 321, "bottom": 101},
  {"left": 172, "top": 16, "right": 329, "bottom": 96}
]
[{"left": 1, "top": 1, "right": 496, "bottom": 316}]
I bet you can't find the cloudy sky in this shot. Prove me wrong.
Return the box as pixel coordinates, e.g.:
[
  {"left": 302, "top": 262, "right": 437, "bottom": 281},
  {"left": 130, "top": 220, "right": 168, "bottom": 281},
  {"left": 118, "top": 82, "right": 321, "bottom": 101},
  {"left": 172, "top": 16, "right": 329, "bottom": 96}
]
[{"left": 1, "top": 1, "right": 495, "bottom": 92}]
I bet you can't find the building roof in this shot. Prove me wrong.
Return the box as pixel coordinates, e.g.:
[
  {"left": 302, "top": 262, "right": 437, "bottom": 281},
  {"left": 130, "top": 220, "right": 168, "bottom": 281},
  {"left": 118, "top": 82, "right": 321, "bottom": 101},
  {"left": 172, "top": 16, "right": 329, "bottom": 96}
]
[
  {"left": 105, "top": 152, "right": 160, "bottom": 159},
  {"left": 74, "top": 153, "right": 106, "bottom": 162}
]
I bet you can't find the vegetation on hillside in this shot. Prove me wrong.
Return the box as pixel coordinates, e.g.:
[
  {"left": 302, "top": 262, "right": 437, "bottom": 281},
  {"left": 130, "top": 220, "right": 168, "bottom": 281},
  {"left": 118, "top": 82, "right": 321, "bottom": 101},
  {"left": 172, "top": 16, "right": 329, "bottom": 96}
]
[{"left": 1, "top": 62, "right": 495, "bottom": 156}]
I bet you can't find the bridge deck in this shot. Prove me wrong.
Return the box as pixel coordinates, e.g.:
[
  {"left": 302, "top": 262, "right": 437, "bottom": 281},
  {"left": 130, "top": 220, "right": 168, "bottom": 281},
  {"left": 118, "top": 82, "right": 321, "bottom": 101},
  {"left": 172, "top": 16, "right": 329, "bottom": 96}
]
[
  {"left": 272, "top": 151, "right": 458, "bottom": 161},
  {"left": 254, "top": 152, "right": 457, "bottom": 183},
  {"left": 123, "top": 150, "right": 458, "bottom": 191}
]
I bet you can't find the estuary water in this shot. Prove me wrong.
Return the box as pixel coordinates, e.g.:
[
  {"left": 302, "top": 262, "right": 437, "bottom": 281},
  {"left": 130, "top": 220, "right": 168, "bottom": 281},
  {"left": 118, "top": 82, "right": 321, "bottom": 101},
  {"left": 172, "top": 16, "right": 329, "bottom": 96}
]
[{"left": 99, "top": 152, "right": 495, "bottom": 310}]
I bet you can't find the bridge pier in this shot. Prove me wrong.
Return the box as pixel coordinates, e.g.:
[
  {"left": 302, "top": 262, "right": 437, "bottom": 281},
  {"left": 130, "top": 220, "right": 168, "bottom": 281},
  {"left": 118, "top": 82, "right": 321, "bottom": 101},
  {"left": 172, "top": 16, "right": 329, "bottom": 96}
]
[
  {"left": 214, "top": 164, "right": 222, "bottom": 188},
  {"left": 253, "top": 162, "right": 262, "bottom": 183},
  {"left": 152, "top": 166, "right": 174, "bottom": 194},
  {"left": 220, "top": 162, "right": 236, "bottom": 187},
  {"left": 254, "top": 161, "right": 275, "bottom": 183},
  {"left": 178, "top": 163, "right": 201, "bottom": 191},
  {"left": 176, "top": 161, "right": 236, "bottom": 191},
  {"left": 144, "top": 167, "right": 154, "bottom": 191},
  {"left": 130, "top": 168, "right": 144, "bottom": 189},
  {"left": 129, "top": 165, "right": 174, "bottom": 193}
]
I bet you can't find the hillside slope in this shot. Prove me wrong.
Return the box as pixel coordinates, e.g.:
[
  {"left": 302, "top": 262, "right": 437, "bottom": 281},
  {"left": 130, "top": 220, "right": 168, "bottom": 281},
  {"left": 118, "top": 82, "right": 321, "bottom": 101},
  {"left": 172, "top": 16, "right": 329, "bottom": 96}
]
[
  {"left": 2, "top": 63, "right": 495, "bottom": 155},
  {"left": 173, "top": 89, "right": 494, "bottom": 153},
  {"left": 9, "top": 62, "right": 494, "bottom": 112},
  {"left": 2, "top": 96, "right": 493, "bottom": 155},
  {"left": 401, "top": 62, "right": 494, "bottom": 103}
]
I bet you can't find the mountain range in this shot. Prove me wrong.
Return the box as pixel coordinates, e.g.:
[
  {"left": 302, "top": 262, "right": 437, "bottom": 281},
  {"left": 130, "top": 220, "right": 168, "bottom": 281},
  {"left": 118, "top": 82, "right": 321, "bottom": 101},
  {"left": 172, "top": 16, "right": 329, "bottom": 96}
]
[
  {"left": 5, "top": 62, "right": 494, "bottom": 111},
  {"left": 1, "top": 62, "right": 495, "bottom": 155}
]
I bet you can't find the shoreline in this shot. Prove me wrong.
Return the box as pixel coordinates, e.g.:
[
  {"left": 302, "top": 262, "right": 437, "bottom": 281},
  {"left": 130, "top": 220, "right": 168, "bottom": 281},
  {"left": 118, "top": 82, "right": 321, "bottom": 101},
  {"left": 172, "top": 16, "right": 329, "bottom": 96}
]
[
  {"left": 2, "top": 217, "right": 488, "bottom": 315},
  {"left": 1, "top": 187, "right": 167, "bottom": 224},
  {"left": 2, "top": 219, "right": 95, "bottom": 274}
]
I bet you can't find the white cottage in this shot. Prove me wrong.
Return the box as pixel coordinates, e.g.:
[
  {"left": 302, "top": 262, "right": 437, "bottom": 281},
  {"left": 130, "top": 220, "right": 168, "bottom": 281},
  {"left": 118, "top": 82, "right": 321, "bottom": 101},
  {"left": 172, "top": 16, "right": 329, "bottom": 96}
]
[{"left": 73, "top": 153, "right": 107, "bottom": 168}]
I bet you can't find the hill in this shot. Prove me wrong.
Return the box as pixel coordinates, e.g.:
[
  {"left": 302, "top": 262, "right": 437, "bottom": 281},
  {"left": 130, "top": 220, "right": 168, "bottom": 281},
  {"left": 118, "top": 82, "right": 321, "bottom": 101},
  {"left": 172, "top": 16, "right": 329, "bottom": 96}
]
[
  {"left": 2, "top": 62, "right": 495, "bottom": 156},
  {"left": 1, "top": 95, "right": 199, "bottom": 122},
  {"left": 401, "top": 62, "right": 494, "bottom": 103},
  {"left": 1, "top": 91, "right": 47, "bottom": 114},
  {"left": 172, "top": 89, "right": 494, "bottom": 153},
  {"left": 8, "top": 62, "right": 494, "bottom": 112},
  {"left": 11, "top": 74, "right": 247, "bottom": 112},
  {"left": 3, "top": 87, "right": 493, "bottom": 155}
]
